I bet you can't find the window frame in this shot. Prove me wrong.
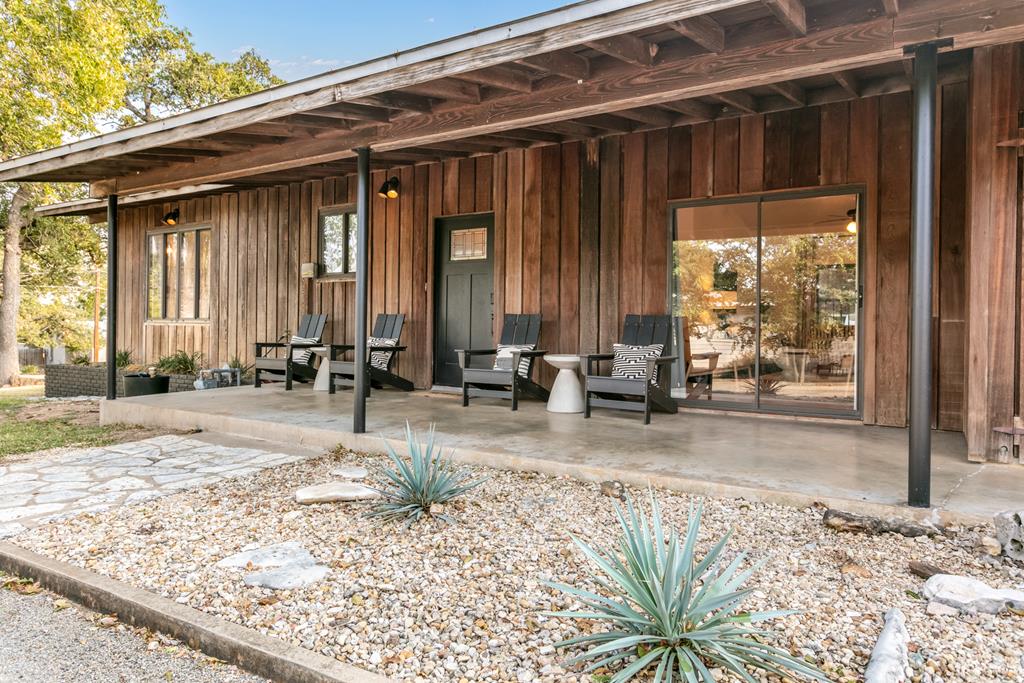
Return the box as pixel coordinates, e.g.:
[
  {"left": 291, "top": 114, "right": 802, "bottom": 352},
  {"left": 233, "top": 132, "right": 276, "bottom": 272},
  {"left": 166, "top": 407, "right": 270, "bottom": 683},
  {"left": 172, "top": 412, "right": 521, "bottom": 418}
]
[
  {"left": 146, "top": 224, "right": 212, "bottom": 322},
  {"left": 318, "top": 204, "right": 358, "bottom": 280}
]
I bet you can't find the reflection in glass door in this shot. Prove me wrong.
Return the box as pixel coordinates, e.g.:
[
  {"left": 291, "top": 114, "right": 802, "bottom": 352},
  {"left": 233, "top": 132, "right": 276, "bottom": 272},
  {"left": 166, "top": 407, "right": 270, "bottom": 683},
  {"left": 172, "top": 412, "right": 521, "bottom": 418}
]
[{"left": 671, "top": 192, "right": 860, "bottom": 417}]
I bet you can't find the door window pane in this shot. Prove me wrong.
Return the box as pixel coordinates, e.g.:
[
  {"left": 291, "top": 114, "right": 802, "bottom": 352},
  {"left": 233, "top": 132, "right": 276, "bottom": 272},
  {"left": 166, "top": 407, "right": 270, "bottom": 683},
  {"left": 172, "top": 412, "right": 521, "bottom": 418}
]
[
  {"left": 164, "top": 233, "right": 178, "bottom": 319},
  {"left": 198, "top": 230, "right": 211, "bottom": 319},
  {"left": 147, "top": 234, "right": 163, "bottom": 318},
  {"left": 672, "top": 202, "right": 758, "bottom": 406},
  {"left": 147, "top": 227, "right": 211, "bottom": 320},
  {"left": 321, "top": 209, "right": 357, "bottom": 275},
  {"left": 759, "top": 195, "right": 858, "bottom": 412},
  {"left": 450, "top": 227, "right": 488, "bottom": 261}
]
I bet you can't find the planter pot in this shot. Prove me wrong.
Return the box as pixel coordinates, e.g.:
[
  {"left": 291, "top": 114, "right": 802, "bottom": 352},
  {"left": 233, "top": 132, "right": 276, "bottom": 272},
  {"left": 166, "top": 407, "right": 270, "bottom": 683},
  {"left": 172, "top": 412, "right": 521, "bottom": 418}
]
[
  {"left": 123, "top": 373, "right": 170, "bottom": 397},
  {"left": 193, "top": 378, "right": 219, "bottom": 390}
]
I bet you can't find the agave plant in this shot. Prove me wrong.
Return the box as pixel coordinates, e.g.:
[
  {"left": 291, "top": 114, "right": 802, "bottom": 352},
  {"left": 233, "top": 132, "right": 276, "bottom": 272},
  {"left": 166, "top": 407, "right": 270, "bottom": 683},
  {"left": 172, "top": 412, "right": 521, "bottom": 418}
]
[
  {"left": 366, "top": 422, "right": 485, "bottom": 525},
  {"left": 545, "top": 493, "right": 827, "bottom": 683}
]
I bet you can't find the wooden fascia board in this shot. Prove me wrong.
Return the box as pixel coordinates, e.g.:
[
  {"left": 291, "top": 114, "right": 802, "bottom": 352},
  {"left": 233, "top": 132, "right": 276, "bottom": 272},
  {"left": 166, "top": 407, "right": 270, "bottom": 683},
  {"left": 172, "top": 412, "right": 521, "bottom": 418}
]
[
  {"left": 102, "top": 0, "right": 1024, "bottom": 195},
  {"left": 0, "top": 0, "right": 755, "bottom": 183}
]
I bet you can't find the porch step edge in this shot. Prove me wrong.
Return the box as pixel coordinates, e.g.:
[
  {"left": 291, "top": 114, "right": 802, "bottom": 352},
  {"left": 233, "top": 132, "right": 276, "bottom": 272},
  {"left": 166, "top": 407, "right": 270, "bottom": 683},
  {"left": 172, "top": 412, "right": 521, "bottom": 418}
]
[{"left": 0, "top": 542, "right": 396, "bottom": 683}]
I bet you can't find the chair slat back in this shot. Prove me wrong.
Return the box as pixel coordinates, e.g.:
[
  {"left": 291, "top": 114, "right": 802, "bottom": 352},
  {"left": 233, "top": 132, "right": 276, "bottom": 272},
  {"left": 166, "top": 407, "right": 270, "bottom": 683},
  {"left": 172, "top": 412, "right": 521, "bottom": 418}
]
[
  {"left": 621, "top": 314, "right": 672, "bottom": 356},
  {"left": 679, "top": 317, "right": 693, "bottom": 368},
  {"left": 500, "top": 314, "right": 541, "bottom": 346},
  {"left": 296, "top": 314, "right": 328, "bottom": 341},
  {"left": 372, "top": 313, "right": 405, "bottom": 340}
]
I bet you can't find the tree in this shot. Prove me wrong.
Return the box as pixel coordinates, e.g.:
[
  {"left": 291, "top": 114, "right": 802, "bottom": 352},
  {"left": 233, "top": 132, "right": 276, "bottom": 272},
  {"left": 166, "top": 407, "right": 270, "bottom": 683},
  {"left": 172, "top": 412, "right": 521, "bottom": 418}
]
[{"left": 1, "top": 0, "right": 280, "bottom": 386}]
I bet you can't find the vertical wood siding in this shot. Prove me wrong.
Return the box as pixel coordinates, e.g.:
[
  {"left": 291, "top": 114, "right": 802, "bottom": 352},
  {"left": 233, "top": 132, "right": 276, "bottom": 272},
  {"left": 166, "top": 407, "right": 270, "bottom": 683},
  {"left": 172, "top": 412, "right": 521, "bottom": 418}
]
[{"left": 114, "top": 92, "right": 977, "bottom": 433}]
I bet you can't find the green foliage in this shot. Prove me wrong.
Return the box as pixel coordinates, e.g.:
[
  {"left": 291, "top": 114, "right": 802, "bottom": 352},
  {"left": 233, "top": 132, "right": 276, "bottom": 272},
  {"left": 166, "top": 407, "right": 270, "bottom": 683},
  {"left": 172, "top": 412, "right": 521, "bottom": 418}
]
[
  {"left": 156, "top": 350, "right": 202, "bottom": 375},
  {"left": 741, "top": 375, "right": 787, "bottom": 396},
  {"left": 114, "top": 350, "right": 133, "bottom": 369},
  {"left": 545, "top": 494, "right": 827, "bottom": 683},
  {"left": 0, "top": 399, "right": 127, "bottom": 458},
  {"left": 367, "top": 423, "right": 485, "bottom": 525},
  {"left": 227, "top": 355, "right": 254, "bottom": 379},
  {"left": 70, "top": 354, "right": 91, "bottom": 365},
  {"left": 19, "top": 364, "right": 39, "bottom": 375}
]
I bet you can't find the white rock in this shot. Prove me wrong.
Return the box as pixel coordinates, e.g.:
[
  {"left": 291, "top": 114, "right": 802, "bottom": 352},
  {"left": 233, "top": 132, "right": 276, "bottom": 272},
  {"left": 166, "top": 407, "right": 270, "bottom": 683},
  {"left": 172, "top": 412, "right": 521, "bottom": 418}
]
[
  {"left": 923, "top": 574, "right": 1024, "bottom": 614},
  {"left": 295, "top": 482, "right": 379, "bottom": 504},
  {"left": 329, "top": 466, "right": 369, "bottom": 480},
  {"left": 0, "top": 522, "right": 26, "bottom": 539},
  {"left": 994, "top": 509, "right": 1024, "bottom": 561},
  {"left": 216, "top": 541, "right": 316, "bottom": 570},
  {"left": 90, "top": 477, "right": 148, "bottom": 493},
  {"left": 0, "top": 503, "right": 65, "bottom": 523},
  {"left": 926, "top": 600, "right": 960, "bottom": 617},
  {"left": 243, "top": 564, "right": 329, "bottom": 590},
  {"left": 864, "top": 608, "right": 909, "bottom": 683},
  {"left": 125, "top": 490, "right": 166, "bottom": 505},
  {"left": 34, "top": 490, "right": 89, "bottom": 504}
]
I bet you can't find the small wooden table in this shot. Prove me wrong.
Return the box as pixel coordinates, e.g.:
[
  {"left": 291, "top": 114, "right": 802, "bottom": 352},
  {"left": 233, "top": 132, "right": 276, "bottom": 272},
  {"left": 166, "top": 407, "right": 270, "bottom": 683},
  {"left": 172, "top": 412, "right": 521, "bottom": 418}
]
[{"left": 544, "top": 354, "right": 584, "bottom": 413}]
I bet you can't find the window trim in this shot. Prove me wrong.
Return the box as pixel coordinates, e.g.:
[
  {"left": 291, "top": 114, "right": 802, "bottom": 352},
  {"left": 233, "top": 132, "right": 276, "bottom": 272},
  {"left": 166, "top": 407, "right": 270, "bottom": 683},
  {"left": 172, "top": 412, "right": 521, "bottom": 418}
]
[
  {"left": 318, "top": 204, "right": 358, "bottom": 281},
  {"left": 146, "top": 223, "right": 212, "bottom": 322}
]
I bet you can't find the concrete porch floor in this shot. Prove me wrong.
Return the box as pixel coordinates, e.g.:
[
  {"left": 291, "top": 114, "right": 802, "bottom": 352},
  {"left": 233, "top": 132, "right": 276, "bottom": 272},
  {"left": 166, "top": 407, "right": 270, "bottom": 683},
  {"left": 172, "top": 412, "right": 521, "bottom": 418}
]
[{"left": 101, "top": 384, "right": 1023, "bottom": 524}]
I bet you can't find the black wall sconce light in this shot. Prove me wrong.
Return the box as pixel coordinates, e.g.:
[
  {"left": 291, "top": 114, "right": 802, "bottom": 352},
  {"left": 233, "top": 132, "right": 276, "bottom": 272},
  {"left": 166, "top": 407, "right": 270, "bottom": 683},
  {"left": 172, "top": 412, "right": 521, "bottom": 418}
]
[
  {"left": 377, "top": 176, "right": 400, "bottom": 199},
  {"left": 161, "top": 208, "right": 180, "bottom": 226}
]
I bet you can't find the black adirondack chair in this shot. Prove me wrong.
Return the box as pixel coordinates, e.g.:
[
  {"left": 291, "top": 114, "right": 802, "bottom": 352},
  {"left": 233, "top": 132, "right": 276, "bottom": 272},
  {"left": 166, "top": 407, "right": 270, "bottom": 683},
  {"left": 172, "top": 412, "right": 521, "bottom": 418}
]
[
  {"left": 328, "top": 313, "right": 413, "bottom": 395},
  {"left": 679, "top": 317, "right": 720, "bottom": 401},
  {"left": 458, "top": 313, "right": 548, "bottom": 410},
  {"left": 584, "top": 314, "right": 678, "bottom": 424},
  {"left": 253, "top": 313, "right": 327, "bottom": 390}
]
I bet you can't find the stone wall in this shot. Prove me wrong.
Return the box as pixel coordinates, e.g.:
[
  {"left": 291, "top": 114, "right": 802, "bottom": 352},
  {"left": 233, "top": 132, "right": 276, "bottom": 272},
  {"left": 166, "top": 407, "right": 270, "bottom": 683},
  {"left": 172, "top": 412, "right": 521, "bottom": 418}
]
[{"left": 44, "top": 365, "right": 197, "bottom": 398}]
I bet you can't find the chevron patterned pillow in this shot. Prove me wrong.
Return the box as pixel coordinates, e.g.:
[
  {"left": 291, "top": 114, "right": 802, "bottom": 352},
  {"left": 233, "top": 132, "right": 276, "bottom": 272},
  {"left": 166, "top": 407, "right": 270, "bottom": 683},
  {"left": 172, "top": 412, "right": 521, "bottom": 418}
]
[
  {"left": 289, "top": 336, "right": 318, "bottom": 364},
  {"left": 367, "top": 336, "right": 398, "bottom": 370},
  {"left": 611, "top": 343, "right": 664, "bottom": 383},
  {"left": 493, "top": 343, "right": 534, "bottom": 377}
]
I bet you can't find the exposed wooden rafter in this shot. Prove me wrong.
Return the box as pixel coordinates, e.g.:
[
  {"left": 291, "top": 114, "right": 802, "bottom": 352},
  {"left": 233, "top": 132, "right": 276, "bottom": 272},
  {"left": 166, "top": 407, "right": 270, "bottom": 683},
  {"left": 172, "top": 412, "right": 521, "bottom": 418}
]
[
  {"left": 401, "top": 78, "right": 481, "bottom": 104},
  {"left": 831, "top": 71, "right": 860, "bottom": 97},
  {"left": 767, "top": 81, "right": 806, "bottom": 105},
  {"left": 354, "top": 92, "right": 434, "bottom": 114},
  {"left": 657, "top": 98, "right": 718, "bottom": 120},
  {"left": 880, "top": 0, "right": 899, "bottom": 17},
  {"left": 763, "top": 0, "right": 807, "bottom": 36},
  {"left": 584, "top": 34, "right": 659, "bottom": 67},
  {"left": 518, "top": 50, "right": 590, "bottom": 81},
  {"left": 670, "top": 15, "right": 725, "bottom": 52},
  {"left": 455, "top": 65, "right": 535, "bottom": 93},
  {"left": 711, "top": 90, "right": 759, "bottom": 113}
]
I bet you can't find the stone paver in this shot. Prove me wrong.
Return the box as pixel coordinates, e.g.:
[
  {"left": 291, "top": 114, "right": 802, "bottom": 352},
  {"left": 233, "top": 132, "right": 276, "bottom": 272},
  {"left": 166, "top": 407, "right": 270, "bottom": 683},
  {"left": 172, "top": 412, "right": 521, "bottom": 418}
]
[{"left": 0, "top": 435, "right": 308, "bottom": 539}]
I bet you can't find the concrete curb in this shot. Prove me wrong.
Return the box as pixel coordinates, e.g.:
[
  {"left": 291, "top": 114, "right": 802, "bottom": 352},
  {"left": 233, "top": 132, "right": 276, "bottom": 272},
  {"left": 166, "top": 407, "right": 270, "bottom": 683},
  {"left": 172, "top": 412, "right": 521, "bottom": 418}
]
[
  {"left": 0, "top": 543, "right": 395, "bottom": 683},
  {"left": 102, "top": 398, "right": 987, "bottom": 527}
]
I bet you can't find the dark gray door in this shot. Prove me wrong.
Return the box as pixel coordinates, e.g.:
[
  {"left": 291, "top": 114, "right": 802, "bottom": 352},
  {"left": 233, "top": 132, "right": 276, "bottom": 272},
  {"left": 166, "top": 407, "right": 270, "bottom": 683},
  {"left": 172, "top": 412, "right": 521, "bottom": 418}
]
[{"left": 434, "top": 214, "right": 494, "bottom": 387}]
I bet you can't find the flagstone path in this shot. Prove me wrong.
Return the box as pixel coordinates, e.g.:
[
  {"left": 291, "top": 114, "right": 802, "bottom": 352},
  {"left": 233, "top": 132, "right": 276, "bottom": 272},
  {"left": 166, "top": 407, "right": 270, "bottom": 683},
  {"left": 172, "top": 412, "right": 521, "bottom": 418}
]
[{"left": 0, "top": 435, "right": 309, "bottom": 539}]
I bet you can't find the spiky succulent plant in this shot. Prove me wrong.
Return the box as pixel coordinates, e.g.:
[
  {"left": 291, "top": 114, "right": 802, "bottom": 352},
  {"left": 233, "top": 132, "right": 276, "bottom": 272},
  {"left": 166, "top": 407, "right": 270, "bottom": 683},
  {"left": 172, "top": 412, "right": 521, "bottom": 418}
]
[
  {"left": 545, "top": 493, "right": 827, "bottom": 683},
  {"left": 366, "top": 422, "right": 485, "bottom": 525}
]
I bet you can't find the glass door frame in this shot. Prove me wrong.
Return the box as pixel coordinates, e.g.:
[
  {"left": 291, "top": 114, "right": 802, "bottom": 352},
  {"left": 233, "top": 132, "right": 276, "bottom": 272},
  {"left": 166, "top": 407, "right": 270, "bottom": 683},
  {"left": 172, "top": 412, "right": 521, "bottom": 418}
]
[{"left": 666, "top": 185, "right": 867, "bottom": 420}]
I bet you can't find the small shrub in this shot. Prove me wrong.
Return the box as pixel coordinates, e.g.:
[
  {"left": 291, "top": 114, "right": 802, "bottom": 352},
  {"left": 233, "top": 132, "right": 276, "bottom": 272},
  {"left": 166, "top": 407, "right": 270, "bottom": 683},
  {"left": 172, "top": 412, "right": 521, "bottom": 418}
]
[
  {"left": 156, "top": 350, "right": 203, "bottom": 375},
  {"left": 19, "top": 364, "right": 40, "bottom": 375},
  {"left": 546, "top": 493, "right": 826, "bottom": 683},
  {"left": 70, "top": 354, "right": 91, "bottom": 366},
  {"left": 741, "top": 375, "right": 787, "bottom": 395},
  {"left": 366, "top": 422, "right": 485, "bottom": 525},
  {"left": 114, "top": 349, "right": 133, "bottom": 369},
  {"left": 228, "top": 355, "right": 254, "bottom": 379}
]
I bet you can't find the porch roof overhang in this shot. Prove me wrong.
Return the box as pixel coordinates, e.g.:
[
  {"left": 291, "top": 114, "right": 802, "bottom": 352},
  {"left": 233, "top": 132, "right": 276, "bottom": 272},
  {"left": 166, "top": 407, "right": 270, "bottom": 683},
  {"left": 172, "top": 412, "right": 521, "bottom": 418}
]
[{"left": 4, "top": 0, "right": 1024, "bottom": 203}]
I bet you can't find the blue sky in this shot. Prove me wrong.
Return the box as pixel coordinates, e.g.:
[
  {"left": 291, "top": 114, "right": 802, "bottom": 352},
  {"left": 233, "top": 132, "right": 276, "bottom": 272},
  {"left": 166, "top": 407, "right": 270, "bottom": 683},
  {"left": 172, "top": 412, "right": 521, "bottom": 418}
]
[{"left": 163, "top": 1, "right": 568, "bottom": 82}]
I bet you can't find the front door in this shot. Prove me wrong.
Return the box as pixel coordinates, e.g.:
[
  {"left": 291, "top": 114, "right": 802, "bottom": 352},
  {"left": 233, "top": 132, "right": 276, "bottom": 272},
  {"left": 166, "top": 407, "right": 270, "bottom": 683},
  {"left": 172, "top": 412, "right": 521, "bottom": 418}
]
[{"left": 433, "top": 214, "right": 494, "bottom": 387}]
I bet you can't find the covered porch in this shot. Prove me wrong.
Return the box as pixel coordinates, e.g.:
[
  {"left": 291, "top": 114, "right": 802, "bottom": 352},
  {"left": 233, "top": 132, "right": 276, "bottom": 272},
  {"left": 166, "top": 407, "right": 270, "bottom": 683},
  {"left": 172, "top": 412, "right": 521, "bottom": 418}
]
[{"left": 100, "top": 384, "right": 1021, "bottom": 523}]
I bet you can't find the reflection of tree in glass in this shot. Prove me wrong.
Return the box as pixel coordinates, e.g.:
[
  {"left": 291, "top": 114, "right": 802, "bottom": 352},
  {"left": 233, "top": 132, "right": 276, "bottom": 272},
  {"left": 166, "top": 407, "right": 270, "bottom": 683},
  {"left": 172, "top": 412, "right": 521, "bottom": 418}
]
[
  {"left": 322, "top": 214, "right": 348, "bottom": 274},
  {"left": 673, "top": 238, "right": 756, "bottom": 347}
]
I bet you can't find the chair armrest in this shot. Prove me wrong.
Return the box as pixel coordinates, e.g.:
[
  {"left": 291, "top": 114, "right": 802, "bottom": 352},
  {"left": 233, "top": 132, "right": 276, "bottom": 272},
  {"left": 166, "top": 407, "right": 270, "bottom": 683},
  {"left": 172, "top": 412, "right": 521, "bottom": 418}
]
[
  {"left": 255, "top": 341, "right": 288, "bottom": 358},
  {"left": 516, "top": 349, "right": 547, "bottom": 357},
  {"left": 329, "top": 344, "right": 355, "bottom": 351},
  {"left": 369, "top": 345, "right": 406, "bottom": 352},
  {"left": 584, "top": 352, "right": 615, "bottom": 376},
  {"left": 690, "top": 352, "right": 720, "bottom": 372},
  {"left": 654, "top": 355, "right": 678, "bottom": 364},
  {"left": 456, "top": 348, "right": 498, "bottom": 370}
]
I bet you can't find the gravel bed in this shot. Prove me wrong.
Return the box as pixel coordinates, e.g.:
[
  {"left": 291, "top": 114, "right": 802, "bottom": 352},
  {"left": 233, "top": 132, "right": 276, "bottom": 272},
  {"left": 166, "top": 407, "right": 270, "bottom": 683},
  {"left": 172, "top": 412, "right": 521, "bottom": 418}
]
[
  {"left": 0, "top": 577, "right": 265, "bottom": 682},
  {"left": 11, "top": 448, "right": 1024, "bottom": 683}
]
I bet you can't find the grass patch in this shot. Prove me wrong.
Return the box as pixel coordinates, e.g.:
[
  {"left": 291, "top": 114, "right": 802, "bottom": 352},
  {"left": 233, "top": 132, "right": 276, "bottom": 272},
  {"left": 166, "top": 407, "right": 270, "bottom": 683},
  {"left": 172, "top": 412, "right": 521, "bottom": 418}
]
[{"left": 0, "top": 398, "right": 126, "bottom": 459}]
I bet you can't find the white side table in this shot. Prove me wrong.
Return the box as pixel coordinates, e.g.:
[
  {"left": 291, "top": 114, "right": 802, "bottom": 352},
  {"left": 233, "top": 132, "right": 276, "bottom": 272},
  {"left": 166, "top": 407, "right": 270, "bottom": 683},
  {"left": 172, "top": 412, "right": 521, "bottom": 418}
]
[
  {"left": 311, "top": 347, "right": 332, "bottom": 391},
  {"left": 544, "top": 354, "right": 584, "bottom": 413}
]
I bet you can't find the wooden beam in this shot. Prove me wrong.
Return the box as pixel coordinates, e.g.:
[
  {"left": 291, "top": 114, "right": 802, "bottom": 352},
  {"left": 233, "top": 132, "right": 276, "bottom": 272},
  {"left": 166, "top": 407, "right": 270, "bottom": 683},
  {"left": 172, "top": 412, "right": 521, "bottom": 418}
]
[
  {"left": 832, "top": 71, "right": 860, "bottom": 97},
  {"left": 658, "top": 98, "right": 717, "bottom": 120},
  {"left": 518, "top": 50, "right": 590, "bottom": 81},
  {"left": 711, "top": 90, "right": 759, "bottom": 113},
  {"left": 306, "top": 102, "right": 392, "bottom": 123},
  {"left": 575, "top": 113, "right": 637, "bottom": 132},
  {"left": 97, "top": 1, "right": 1024, "bottom": 194},
  {"left": 767, "top": 81, "right": 805, "bottom": 105},
  {"left": 584, "top": 34, "right": 658, "bottom": 67},
  {"left": 532, "top": 120, "right": 603, "bottom": 139},
  {"left": 401, "top": 78, "right": 481, "bottom": 104},
  {"left": 487, "top": 129, "right": 565, "bottom": 144},
  {"left": 670, "top": 15, "right": 725, "bottom": 52},
  {"left": 456, "top": 65, "right": 534, "bottom": 93},
  {"left": 614, "top": 106, "right": 680, "bottom": 127},
  {"left": 354, "top": 92, "right": 434, "bottom": 114},
  {"left": 880, "top": 0, "right": 899, "bottom": 17},
  {"left": 763, "top": 0, "right": 807, "bottom": 36}
]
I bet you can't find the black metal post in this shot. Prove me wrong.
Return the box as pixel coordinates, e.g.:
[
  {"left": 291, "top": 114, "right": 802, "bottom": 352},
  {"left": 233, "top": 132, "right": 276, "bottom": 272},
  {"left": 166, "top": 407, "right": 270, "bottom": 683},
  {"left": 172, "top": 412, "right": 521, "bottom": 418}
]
[
  {"left": 907, "top": 43, "right": 937, "bottom": 508},
  {"left": 353, "top": 148, "right": 371, "bottom": 433},
  {"left": 106, "top": 194, "right": 118, "bottom": 401}
]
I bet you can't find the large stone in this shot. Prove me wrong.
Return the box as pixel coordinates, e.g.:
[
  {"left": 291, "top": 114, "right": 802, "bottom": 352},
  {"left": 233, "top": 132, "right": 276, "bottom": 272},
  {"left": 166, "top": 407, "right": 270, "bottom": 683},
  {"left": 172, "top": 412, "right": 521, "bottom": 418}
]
[
  {"left": 994, "top": 510, "right": 1024, "bottom": 561},
  {"left": 243, "top": 564, "right": 330, "bottom": 590},
  {"left": 923, "top": 574, "right": 1024, "bottom": 614},
  {"left": 295, "top": 482, "right": 379, "bottom": 504},
  {"left": 90, "top": 476, "right": 148, "bottom": 493},
  {"left": 330, "top": 466, "right": 369, "bottom": 480},
  {"left": 864, "top": 609, "right": 909, "bottom": 683},
  {"left": 216, "top": 542, "right": 316, "bottom": 570},
  {"left": 0, "top": 523, "right": 26, "bottom": 540}
]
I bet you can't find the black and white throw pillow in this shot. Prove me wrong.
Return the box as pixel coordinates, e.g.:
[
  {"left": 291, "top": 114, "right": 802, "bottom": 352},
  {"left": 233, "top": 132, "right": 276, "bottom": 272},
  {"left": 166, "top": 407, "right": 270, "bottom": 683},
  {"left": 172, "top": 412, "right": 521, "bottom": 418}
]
[
  {"left": 367, "top": 336, "right": 398, "bottom": 371},
  {"left": 611, "top": 343, "right": 664, "bottom": 382},
  {"left": 493, "top": 343, "right": 534, "bottom": 377},
  {"left": 289, "top": 336, "right": 318, "bottom": 364}
]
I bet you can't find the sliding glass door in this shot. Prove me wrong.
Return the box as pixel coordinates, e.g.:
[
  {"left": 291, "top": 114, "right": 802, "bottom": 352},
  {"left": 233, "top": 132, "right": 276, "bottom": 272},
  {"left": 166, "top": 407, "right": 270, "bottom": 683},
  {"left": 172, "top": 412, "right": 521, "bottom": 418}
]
[{"left": 670, "top": 190, "right": 861, "bottom": 417}]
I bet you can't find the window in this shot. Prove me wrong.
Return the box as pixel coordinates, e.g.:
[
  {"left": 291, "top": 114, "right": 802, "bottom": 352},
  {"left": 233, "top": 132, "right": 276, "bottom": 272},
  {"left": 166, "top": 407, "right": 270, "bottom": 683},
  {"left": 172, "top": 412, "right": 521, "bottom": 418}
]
[
  {"left": 147, "top": 227, "right": 211, "bottom": 320},
  {"left": 450, "top": 227, "right": 488, "bottom": 261},
  {"left": 319, "top": 207, "right": 358, "bottom": 277}
]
